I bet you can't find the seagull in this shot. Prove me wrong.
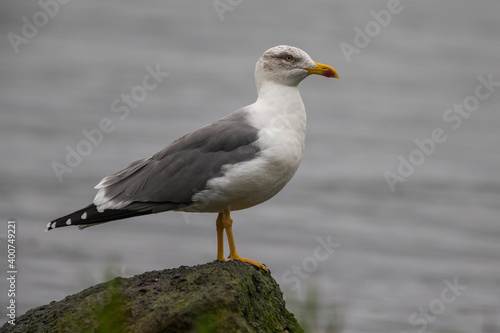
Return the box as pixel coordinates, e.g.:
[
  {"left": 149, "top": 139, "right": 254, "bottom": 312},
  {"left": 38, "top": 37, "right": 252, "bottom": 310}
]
[{"left": 47, "top": 45, "right": 339, "bottom": 272}]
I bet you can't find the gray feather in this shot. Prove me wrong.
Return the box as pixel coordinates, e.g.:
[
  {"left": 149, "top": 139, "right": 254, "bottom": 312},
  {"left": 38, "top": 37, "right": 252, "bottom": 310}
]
[{"left": 96, "top": 109, "right": 260, "bottom": 210}]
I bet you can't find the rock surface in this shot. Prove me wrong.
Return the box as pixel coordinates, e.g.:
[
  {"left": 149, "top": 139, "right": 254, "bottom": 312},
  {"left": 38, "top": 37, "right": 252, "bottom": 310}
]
[{"left": 1, "top": 261, "right": 304, "bottom": 333}]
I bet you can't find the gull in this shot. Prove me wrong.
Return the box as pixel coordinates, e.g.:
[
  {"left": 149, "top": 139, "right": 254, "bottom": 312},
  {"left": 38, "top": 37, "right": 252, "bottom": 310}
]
[{"left": 47, "top": 45, "right": 339, "bottom": 272}]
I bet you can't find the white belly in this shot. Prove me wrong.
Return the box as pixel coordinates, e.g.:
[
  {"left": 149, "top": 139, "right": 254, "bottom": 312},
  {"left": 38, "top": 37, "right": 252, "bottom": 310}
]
[{"left": 185, "top": 130, "right": 304, "bottom": 212}]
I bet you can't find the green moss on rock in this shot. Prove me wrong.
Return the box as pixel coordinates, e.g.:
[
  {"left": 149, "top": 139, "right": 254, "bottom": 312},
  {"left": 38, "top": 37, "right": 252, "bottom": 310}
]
[{"left": 2, "top": 261, "right": 303, "bottom": 333}]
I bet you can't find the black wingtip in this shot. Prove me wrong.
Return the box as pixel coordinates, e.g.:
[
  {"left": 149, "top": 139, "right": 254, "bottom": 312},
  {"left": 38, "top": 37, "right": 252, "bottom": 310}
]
[
  {"left": 46, "top": 203, "right": 157, "bottom": 231},
  {"left": 46, "top": 204, "right": 96, "bottom": 231}
]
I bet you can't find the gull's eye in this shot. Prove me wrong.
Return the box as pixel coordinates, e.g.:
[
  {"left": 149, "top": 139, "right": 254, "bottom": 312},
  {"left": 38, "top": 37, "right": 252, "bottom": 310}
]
[{"left": 284, "top": 55, "right": 294, "bottom": 62}]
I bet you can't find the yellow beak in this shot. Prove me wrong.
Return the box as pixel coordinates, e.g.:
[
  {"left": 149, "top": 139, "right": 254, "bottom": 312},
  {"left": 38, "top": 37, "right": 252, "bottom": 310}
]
[{"left": 305, "top": 61, "right": 339, "bottom": 79}]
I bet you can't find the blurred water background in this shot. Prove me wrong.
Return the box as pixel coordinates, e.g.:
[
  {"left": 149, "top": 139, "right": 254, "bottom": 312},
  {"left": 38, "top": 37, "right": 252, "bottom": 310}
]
[{"left": 1, "top": 1, "right": 499, "bottom": 332}]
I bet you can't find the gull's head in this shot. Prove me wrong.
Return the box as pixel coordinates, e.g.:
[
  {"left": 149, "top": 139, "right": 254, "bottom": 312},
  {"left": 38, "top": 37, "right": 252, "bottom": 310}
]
[{"left": 255, "top": 45, "right": 339, "bottom": 91}]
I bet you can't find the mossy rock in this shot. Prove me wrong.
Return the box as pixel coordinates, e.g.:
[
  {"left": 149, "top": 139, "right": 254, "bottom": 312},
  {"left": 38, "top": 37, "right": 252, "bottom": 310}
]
[{"left": 2, "top": 261, "right": 303, "bottom": 333}]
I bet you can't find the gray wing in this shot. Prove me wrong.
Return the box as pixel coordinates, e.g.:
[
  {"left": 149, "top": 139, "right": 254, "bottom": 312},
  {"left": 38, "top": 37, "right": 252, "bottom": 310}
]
[{"left": 93, "top": 110, "right": 260, "bottom": 212}]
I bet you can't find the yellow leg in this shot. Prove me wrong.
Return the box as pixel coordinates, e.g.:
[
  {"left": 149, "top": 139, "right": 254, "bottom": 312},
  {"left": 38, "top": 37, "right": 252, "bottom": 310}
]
[
  {"left": 218, "top": 210, "right": 269, "bottom": 272},
  {"left": 216, "top": 213, "right": 225, "bottom": 261}
]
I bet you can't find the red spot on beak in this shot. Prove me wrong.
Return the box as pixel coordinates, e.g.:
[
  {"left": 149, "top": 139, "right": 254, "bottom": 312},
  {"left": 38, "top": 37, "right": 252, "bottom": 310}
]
[{"left": 323, "top": 69, "right": 336, "bottom": 78}]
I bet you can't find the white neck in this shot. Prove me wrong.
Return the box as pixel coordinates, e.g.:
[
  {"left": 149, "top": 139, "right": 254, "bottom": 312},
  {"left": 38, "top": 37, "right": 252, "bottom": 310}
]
[
  {"left": 256, "top": 81, "right": 305, "bottom": 114},
  {"left": 249, "top": 81, "right": 307, "bottom": 150}
]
